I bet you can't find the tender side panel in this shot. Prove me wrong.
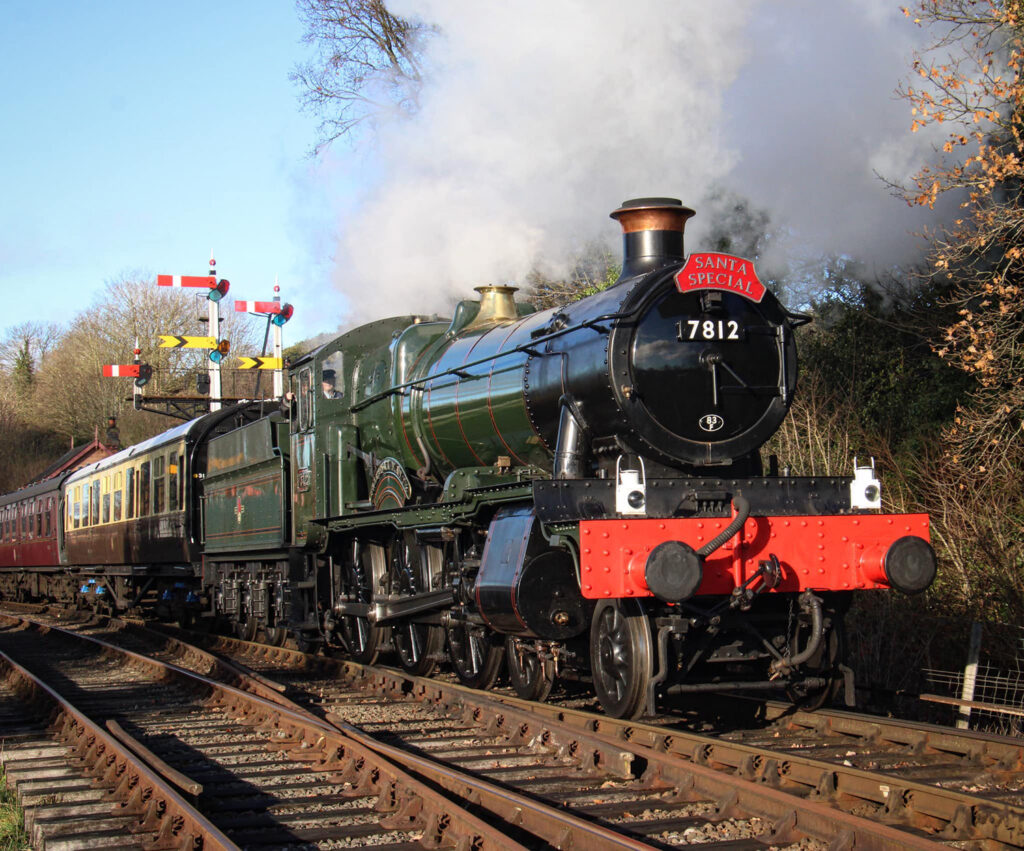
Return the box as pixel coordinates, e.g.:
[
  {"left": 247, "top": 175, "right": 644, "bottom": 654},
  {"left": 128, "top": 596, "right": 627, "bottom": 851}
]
[
  {"left": 579, "top": 513, "right": 931, "bottom": 598},
  {"left": 203, "top": 418, "right": 287, "bottom": 552}
]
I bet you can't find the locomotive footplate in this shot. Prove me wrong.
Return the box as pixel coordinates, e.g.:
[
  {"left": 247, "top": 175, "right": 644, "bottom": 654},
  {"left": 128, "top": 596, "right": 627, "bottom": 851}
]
[{"left": 534, "top": 476, "right": 854, "bottom": 522}]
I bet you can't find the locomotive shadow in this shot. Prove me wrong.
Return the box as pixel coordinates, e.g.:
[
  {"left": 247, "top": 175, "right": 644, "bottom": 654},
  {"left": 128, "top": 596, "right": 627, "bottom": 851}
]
[{"left": 113, "top": 713, "right": 320, "bottom": 846}]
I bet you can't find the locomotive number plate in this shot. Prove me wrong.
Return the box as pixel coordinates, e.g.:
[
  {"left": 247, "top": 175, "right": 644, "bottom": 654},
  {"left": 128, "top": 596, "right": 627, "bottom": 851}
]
[{"left": 676, "top": 319, "right": 742, "bottom": 341}]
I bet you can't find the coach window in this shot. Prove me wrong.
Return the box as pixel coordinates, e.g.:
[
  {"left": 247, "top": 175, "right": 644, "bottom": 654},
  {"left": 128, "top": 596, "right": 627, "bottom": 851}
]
[
  {"left": 35, "top": 500, "right": 42, "bottom": 536},
  {"left": 126, "top": 468, "right": 135, "bottom": 519},
  {"left": 45, "top": 497, "right": 52, "bottom": 536},
  {"left": 113, "top": 472, "right": 123, "bottom": 521},
  {"left": 72, "top": 487, "right": 80, "bottom": 529},
  {"left": 154, "top": 455, "right": 165, "bottom": 514},
  {"left": 140, "top": 462, "right": 151, "bottom": 516},
  {"left": 168, "top": 453, "right": 178, "bottom": 512},
  {"left": 90, "top": 481, "right": 100, "bottom": 526}
]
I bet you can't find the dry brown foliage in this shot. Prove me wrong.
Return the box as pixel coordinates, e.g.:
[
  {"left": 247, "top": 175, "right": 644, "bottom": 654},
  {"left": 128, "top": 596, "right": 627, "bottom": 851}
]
[{"left": 894, "top": 0, "right": 1024, "bottom": 618}]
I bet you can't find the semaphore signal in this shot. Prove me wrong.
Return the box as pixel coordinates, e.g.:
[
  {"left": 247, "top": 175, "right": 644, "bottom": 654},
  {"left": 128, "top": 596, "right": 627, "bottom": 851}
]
[
  {"left": 234, "top": 283, "right": 293, "bottom": 397},
  {"left": 157, "top": 335, "right": 218, "bottom": 349},
  {"left": 237, "top": 356, "right": 283, "bottom": 370}
]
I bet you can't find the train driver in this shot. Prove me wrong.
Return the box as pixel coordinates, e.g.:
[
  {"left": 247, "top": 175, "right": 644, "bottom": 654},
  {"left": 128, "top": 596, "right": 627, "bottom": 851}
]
[{"left": 322, "top": 369, "right": 342, "bottom": 399}]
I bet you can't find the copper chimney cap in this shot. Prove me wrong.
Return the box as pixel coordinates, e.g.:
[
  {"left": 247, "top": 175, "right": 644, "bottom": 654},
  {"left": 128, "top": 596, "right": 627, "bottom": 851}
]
[{"left": 610, "top": 197, "right": 695, "bottom": 280}]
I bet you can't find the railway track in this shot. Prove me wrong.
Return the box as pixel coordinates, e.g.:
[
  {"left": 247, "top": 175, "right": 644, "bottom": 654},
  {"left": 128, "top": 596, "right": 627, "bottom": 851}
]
[
  {"left": 150, "top": 623, "right": 1024, "bottom": 849},
  {"left": 5, "top": 606, "right": 1022, "bottom": 848},
  {"left": 50, "top": 612, "right": 991, "bottom": 849},
  {"left": 0, "top": 644, "right": 232, "bottom": 849},
  {"left": 0, "top": 613, "right": 615, "bottom": 850}
]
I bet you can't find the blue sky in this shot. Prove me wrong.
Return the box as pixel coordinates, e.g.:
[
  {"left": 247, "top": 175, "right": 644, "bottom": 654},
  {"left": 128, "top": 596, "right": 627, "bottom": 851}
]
[
  {"left": 1, "top": 2, "right": 944, "bottom": 351},
  {"left": 1, "top": 0, "right": 349, "bottom": 344}
]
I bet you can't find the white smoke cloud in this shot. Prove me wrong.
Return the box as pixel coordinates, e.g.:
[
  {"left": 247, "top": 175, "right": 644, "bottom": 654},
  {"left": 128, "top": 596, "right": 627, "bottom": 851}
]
[
  {"left": 327, "top": 0, "right": 944, "bottom": 322},
  {"left": 722, "top": 1, "right": 945, "bottom": 272}
]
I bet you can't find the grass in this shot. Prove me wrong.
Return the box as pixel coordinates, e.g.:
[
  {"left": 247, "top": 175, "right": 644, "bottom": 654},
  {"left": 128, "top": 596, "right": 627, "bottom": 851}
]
[{"left": 0, "top": 767, "right": 29, "bottom": 851}]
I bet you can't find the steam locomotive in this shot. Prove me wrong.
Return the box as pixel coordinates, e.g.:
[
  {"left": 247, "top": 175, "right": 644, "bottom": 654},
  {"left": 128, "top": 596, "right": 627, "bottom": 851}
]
[{"left": 0, "top": 198, "right": 936, "bottom": 718}]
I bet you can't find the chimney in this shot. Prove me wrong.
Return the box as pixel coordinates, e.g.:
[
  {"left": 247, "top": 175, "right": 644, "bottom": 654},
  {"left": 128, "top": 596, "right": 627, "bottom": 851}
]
[{"left": 610, "top": 197, "right": 695, "bottom": 280}]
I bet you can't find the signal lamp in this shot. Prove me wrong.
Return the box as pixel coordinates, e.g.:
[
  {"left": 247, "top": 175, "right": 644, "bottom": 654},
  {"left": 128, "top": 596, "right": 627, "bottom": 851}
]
[
  {"left": 208, "top": 339, "right": 230, "bottom": 363},
  {"left": 271, "top": 302, "right": 294, "bottom": 326},
  {"left": 208, "top": 278, "right": 230, "bottom": 302},
  {"left": 134, "top": 364, "right": 153, "bottom": 388}
]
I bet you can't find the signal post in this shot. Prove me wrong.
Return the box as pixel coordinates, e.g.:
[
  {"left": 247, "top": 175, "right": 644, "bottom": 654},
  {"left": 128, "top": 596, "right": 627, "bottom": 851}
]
[
  {"left": 235, "top": 287, "right": 293, "bottom": 398},
  {"left": 156, "top": 258, "right": 230, "bottom": 412}
]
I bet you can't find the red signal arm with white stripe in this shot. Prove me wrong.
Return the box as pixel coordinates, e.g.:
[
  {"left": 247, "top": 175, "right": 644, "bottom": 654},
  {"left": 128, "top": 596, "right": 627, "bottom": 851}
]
[
  {"left": 102, "top": 364, "right": 141, "bottom": 377},
  {"left": 157, "top": 275, "right": 216, "bottom": 288},
  {"left": 235, "top": 300, "right": 282, "bottom": 313}
]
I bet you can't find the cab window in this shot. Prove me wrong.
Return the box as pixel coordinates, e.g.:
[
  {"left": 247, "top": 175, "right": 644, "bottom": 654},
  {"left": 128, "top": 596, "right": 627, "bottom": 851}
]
[
  {"left": 297, "top": 367, "right": 313, "bottom": 431},
  {"left": 321, "top": 352, "right": 344, "bottom": 404}
]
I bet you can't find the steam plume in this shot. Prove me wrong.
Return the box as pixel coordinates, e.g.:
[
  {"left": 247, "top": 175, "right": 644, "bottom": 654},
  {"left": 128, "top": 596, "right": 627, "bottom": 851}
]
[{"left": 328, "top": 0, "right": 941, "bottom": 322}]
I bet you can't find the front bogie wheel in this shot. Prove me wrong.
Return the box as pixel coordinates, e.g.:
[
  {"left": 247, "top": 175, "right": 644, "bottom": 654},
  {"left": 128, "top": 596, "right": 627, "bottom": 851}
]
[
  {"left": 446, "top": 620, "right": 504, "bottom": 689},
  {"left": 590, "top": 598, "right": 653, "bottom": 719},
  {"left": 506, "top": 636, "right": 555, "bottom": 702}
]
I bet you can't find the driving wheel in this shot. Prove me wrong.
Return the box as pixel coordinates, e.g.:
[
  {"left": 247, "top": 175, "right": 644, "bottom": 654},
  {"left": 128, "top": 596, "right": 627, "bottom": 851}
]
[
  {"left": 336, "top": 538, "right": 386, "bottom": 664},
  {"left": 389, "top": 536, "right": 444, "bottom": 676}
]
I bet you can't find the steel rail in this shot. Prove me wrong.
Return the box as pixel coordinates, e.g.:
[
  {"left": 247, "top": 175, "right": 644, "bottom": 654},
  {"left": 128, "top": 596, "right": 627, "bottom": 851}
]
[
  {"left": 164, "top": 629, "right": 952, "bottom": 849},
  {"left": 18, "top": 614, "right": 674, "bottom": 849},
  {"left": 470, "top": 681, "right": 1024, "bottom": 848},
  {"left": 0, "top": 649, "right": 238, "bottom": 851},
  {"left": 756, "top": 698, "right": 1024, "bottom": 774},
  {"left": 1, "top": 615, "right": 626, "bottom": 850}
]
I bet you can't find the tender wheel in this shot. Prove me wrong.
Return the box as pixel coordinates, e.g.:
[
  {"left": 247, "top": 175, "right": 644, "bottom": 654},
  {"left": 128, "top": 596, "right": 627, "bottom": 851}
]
[
  {"left": 590, "top": 598, "right": 653, "bottom": 719},
  {"left": 264, "top": 626, "right": 288, "bottom": 646},
  {"left": 234, "top": 616, "right": 258, "bottom": 642},
  {"left": 295, "top": 631, "right": 321, "bottom": 654},
  {"left": 506, "top": 636, "right": 555, "bottom": 702},
  {"left": 337, "top": 539, "right": 386, "bottom": 664},
  {"left": 389, "top": 536, "right": 444, "bottom": 676},
  {"left": 446, "top": 621, "right": 504, "bottom": 689}
]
